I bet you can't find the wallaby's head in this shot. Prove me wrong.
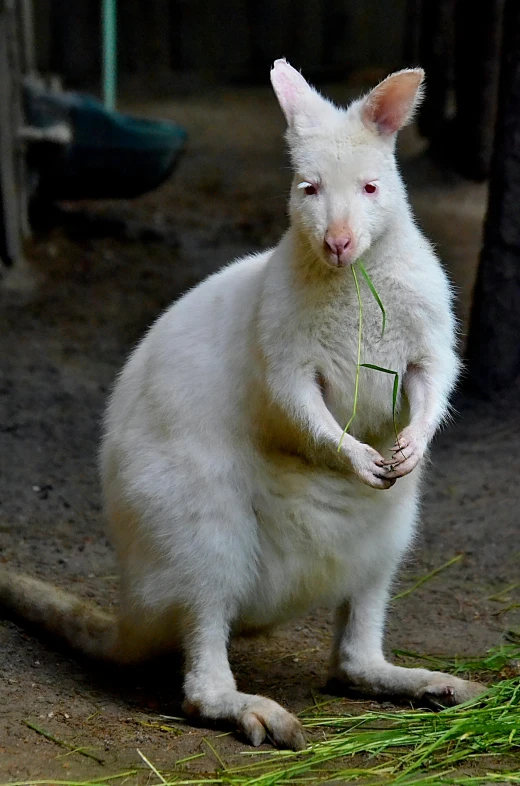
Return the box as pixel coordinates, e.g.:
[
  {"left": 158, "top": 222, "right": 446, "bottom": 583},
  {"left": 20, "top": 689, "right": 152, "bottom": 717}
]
[{"left": 270, "top": 59, "right": 424, "bottom": 270}]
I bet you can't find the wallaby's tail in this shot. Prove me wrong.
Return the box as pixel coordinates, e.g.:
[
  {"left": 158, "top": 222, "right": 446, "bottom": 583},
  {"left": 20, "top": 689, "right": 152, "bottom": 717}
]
[{"left": 0, "top": 569, "right": 118, "bottom": 661}]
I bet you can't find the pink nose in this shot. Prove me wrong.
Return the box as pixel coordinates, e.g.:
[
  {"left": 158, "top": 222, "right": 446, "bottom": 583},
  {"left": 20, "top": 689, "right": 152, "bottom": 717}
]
[{"left": 325, "top": 235, "right": 352, "bottom": 257}]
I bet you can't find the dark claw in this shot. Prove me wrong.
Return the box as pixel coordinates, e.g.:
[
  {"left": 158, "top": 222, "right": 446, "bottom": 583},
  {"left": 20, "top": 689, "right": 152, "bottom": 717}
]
[
  {"left": 424, "top": 695, "right": 445, "bottom": 711},
  {"left": 423, "top": 685, "right": 457, "bottom": 710}
]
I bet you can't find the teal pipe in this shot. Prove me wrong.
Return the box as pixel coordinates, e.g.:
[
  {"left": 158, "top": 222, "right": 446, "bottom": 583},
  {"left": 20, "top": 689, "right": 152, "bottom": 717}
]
[{"left": 102, "top": 0, "right": 117, "bottom": 110}]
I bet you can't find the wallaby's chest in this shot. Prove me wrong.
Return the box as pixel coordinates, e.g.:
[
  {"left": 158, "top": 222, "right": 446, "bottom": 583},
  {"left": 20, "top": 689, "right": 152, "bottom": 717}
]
[{"left": 310, "top": 289, "right": 415, "bottom": 442}]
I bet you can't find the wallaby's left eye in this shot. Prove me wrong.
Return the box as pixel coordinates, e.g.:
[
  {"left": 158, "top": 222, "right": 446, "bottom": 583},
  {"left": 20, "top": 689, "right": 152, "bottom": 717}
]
[{"left": 364, "top": 182, "right": 377, "bottom": 194}]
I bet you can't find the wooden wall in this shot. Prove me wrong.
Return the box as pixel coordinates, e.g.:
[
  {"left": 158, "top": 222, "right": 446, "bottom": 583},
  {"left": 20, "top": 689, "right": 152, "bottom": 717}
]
[{"left": 32, "top": 0, "right": 408, "bottom": 91}]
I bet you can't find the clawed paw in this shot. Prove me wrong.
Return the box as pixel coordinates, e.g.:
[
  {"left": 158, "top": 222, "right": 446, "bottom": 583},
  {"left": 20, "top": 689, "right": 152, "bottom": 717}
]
[
  {"left": 349, "top": 443, "right": 396, "bottom": 490},
  {"left": 344, "top": 429, "right": 426, "bottom": 489},
  {"left": 384, "top": 429, "right": 425, "bottom": 479},
  {"left": 183, "top": 695, "right": 306, "bottom": 751},
  {"left": 239, "top": 699, "right": 306, "bottom": 750},
  {"left": 419, "top": 676, "right": 486, "bottom": 709}
]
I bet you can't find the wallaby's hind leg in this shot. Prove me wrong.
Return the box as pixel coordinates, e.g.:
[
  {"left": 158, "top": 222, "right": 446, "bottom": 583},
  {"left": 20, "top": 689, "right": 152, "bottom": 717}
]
[
  {"left": 182, "top": 611, "right": 305, "bottom": 750},
  {"left": 108, "top": 615, "right": 161, "bottom": 665},
  {"left": 329, "top": 578, "right": 486, "bottom": 707},
  {"left": 107, "top": 594, "right": 187, "bottom": 666}
]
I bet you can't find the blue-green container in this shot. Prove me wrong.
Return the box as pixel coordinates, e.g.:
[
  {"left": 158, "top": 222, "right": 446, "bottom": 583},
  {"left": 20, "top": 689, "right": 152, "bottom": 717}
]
[{"left": 26, "top": 90, "right": 187, "bottom": 200}]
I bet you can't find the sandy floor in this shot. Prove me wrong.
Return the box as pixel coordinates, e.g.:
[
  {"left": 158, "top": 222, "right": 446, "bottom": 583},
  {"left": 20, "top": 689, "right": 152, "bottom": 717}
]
[{"left": 0, "top": 85, "right": 519, "bottom": 781}]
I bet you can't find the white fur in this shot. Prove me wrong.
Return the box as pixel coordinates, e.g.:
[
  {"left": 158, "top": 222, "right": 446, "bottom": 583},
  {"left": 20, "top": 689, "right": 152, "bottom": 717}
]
[{"left": 99, "top": 61, "right": 483, "bottom": 749}]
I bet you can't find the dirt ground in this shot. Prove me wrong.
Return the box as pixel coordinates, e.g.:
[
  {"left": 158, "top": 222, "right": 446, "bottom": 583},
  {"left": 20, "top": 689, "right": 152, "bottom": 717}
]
[{"left": 0, "top": 83, "right": 519, "bottom": 782}]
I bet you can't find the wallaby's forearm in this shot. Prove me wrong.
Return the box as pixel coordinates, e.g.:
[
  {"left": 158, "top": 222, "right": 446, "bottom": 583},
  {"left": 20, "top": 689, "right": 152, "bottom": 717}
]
[
  {"left": 386, "top": 355, "right": 458, "bottom": 479},
  {"left": 269, "top": 367, "right": 395, "bottom": 489},
  {"left": 268, "top": 366, "right": 346, "bottom": 450},
  {"left": 403, "top": 357, "right": 457, "bottom": 445}
]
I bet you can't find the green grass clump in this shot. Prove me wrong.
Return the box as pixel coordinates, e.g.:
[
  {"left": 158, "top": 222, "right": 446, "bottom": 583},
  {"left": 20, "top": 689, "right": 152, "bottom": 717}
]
[
  {"left": 393, "top": 643, "right": 520, "bottom": 678},
  {"left": 294, "top": 679, "right": 519, "bottom": 784},
  {"left": 194, "top": 677, "right": 517, "bottom": 786}
]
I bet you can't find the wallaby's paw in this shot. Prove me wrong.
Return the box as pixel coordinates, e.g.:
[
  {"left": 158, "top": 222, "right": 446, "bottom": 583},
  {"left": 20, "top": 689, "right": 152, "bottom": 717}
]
[
  {"left": 239, "top": 698, "right": 306, "bottom": 750},
  {"left": 419, "top": 675, "right": 487, "bottom": 709},
  {"left": 349, "top": 443, "right": 396, "bottom": 490},
  {"left": 183, "top": 695, "right": 306, "bottom": 750},
  {"left": 331, "top": 662, "right": 486, "bottom": 711},
  {"left": 384, "top": 428, "right": 425, "bottom": 479}
]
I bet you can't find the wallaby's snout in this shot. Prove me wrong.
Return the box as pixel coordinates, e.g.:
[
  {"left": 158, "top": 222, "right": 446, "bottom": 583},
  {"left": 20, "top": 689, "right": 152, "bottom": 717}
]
[{"left": 324, "top": 223, "right": 355, "bottom": 268}]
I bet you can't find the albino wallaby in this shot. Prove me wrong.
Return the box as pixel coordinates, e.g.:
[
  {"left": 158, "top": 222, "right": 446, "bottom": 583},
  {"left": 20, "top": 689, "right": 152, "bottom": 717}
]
[{"left": 0, "top": 61, "right": 485, "bottom": 750}]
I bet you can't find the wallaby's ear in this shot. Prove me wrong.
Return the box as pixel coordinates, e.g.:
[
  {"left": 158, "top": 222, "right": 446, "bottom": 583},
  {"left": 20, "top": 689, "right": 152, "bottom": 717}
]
[
  {"left": 361, "top": 69, "right": 425, "bottom": 136},
  {"left": 270, "top": 58, "right": 330, "bottom": 128}
]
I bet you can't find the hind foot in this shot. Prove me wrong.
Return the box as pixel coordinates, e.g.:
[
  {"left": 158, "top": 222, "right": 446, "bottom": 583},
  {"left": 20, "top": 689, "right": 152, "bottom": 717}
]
[
  {"left": 332, "top": 659, "right": 486, "bottom": 708},
  {"left": 183, "top": 693, "right": 305, "bottom": 749}
]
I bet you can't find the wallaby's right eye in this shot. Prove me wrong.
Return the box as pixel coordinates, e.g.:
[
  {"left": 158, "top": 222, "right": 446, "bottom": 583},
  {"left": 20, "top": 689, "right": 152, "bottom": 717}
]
[{"left": 297, "top": 181, "right": 318, "bottom": 196}]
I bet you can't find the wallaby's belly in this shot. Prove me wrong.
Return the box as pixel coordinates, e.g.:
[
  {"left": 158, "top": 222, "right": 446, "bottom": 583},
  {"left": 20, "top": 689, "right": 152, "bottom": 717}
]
[{"left": 238, "top": 457, "right": 415, "bottom": 631}]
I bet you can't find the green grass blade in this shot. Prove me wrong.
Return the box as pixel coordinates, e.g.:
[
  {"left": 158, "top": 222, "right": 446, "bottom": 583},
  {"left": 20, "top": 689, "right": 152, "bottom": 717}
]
[
  {"left": 359, "top": 364, "right": 400, "bottom": 442},
  {"left": 338, "top": 264, "right": 362, "bottom": 449},
  {"left": 360, "top": 363, "right": 395, "bottom": 374},
  {"left": 338, "top": 266, "right": 396, "bottom": 450},
  {"left": 392, "top": 554, "right": 463, "bottom": 601},
  {"left": 392, "top": 370, "right": 400, "bottom": 440},
  {"left": 357, "top": 259, "right": 386, "bottom": 339}
]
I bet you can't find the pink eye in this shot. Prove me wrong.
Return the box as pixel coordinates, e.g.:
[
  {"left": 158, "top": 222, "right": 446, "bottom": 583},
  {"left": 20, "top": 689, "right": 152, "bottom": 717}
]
[
  {"left": 304, "top": 184, "right": 317, "bottom": 196},
  {"left": 364, "top": 182, "right": 377, "bottom": 194}
]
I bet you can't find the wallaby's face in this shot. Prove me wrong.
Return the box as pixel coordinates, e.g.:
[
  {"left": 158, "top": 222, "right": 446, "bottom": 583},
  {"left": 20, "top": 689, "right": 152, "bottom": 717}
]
[
  {"left": 271, "top": 60, "right": 425, "bottom": 270},
  {"left": 288, "top": 132, "right": 397, "bottom": 269}
]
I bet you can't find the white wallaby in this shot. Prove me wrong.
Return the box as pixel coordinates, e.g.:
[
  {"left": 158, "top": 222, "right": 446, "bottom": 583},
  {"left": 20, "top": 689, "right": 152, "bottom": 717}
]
[{"left": 0, "top": 60, "right": 485, "bottom": 750}]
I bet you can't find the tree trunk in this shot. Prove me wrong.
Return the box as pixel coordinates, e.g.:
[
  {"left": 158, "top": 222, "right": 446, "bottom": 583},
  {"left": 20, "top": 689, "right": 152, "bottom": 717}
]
[
  {"left": 452, "top": 0, "right": 503, "bottom": 180},
  {"left": 466, "top": 0, "right": 520, "bottom": 395}
]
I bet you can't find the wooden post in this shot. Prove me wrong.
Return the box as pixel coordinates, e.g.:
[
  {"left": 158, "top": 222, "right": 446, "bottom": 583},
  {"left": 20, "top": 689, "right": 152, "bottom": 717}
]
[
  {"left": 0, "top": 0, "right": 24, "bottom": 269},
  {"left": 466, "top": 0, "right": 520, "bottom": 394}
]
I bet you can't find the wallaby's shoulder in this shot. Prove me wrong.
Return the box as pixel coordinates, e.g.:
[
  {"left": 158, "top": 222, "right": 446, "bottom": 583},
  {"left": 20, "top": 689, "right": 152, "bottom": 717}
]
[
  {"left": 136, "top": 248, "right": 273, "bottom": 352},
  {"left": 107, "top": 248, "right": 274, "bottom": 415},
  {"left": 175, "top": 248, "right": 273, "bottom": 316}
]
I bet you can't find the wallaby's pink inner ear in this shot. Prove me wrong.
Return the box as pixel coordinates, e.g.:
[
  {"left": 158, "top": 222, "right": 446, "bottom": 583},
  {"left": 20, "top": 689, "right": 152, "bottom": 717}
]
[
  {"left": 270, "top": 58, "right": 314, "bottom": 125},
  {"left": 362, "top": 69, "right": 425, "bottom": 136}
]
